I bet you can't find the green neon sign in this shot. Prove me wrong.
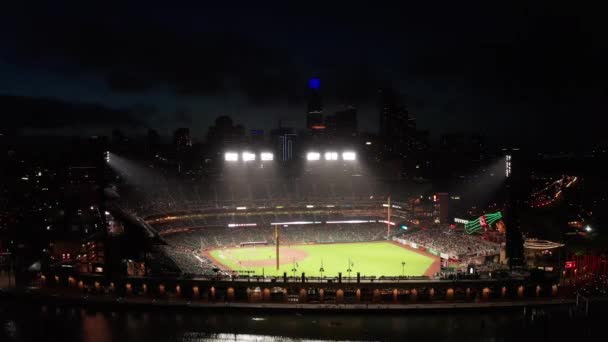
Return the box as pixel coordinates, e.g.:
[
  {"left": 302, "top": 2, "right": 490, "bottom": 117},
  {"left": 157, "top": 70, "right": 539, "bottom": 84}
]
[{"left": 464, "top": 212, "right": 502, "bottom": 234}]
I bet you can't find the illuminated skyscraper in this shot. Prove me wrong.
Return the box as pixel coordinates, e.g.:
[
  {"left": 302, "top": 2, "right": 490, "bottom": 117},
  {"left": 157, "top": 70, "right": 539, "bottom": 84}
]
[{"left": 307, "top": 78, "right": 324, "bottom": 130}]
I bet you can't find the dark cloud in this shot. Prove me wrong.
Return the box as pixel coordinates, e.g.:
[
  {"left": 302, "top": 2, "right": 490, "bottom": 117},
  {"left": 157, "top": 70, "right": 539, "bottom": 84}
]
[
  {"left": 1, "top": 1, "right": 607, "bottom": 147},
  {"left": 0, "top": 95, "right": 143, "bottom": 132},
  {"left": 1, "top": 4, "right": 306, "bottom": 106}
]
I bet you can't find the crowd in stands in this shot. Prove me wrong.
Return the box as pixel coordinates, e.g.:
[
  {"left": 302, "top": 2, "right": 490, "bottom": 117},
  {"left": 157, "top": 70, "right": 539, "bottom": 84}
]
[
  {"left": 119, "top": 178, "right": 423, "bottom": 217},
  {"left": 163, "top": 223, "right": 387, "bottom": 250},
  {"left": 117, "top": 178, "right": 427, "bottom": 277},
  {"left": 158, "top": 246, "right": 218, "bottom": 277},
  {"left": 400, "top": 227, "right": 501, "bottom": 259},
  {"left": 149, "top": 212, "right": 384, "bottom": 232}
]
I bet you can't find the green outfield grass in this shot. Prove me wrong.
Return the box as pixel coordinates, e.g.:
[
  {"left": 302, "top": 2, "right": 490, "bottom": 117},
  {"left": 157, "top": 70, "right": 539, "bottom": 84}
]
[{"left": 208, "top": 241, "right": 436, "bottom": 277}]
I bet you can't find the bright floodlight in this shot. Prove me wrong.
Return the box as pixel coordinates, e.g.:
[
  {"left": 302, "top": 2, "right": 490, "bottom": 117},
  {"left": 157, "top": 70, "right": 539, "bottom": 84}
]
[
  {"left": 307, "top": 152, "right": 320, "bottom": 161},
  {"left": 242, "top": 152, "right": 256, "bottom": 162},
  {"left": 225, "top": 152, "right": 239, "bottom": 162},
  {"left": 342, "top": 151, "right": 356, "bottom": 161},
  {"left": 324, "top": 152, "right": 338, "bottom": 161},
  {"left": 261, "top": 152, "right": 274, "bottom": 161},
  {"left": 585, "top": 225, "right": 592, "bottom": 232}
]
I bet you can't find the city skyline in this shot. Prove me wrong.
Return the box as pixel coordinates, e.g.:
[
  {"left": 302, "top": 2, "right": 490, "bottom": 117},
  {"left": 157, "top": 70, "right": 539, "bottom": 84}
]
[{"left": 1, "top": 2, "right": 606, "bottom": 149}]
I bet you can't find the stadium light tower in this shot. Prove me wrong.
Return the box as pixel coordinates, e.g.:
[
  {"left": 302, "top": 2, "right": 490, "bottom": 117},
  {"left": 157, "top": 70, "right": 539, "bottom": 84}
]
[
  {"left": 242, "top": 151, "right": 256, "bottom": 162},
  {"left": 306, "top": 152, "right": 321, "bottom": 161},
  {"left": 261, "top": 152, "right": 274, "bottom": 161},
  {"left": 324, "top": 151, "right": 339, "bottom": 161},
  {"left": 342, "top": 151, "right": 356, "bottom": 161},
  {"left": 104, "top": 151, "right": 110, "bottom": 163},
  {"left": 225, "top": 152, "right": 239, "bottom": 162}
]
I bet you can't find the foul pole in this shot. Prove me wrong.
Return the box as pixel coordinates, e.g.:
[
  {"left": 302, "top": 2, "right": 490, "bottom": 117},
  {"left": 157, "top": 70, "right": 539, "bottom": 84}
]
[
  {"left": 275, "top": 225, "right": 280, "bottom": 270},
  {"left": 387, "top": 194, "right": 391, "bottom": 239}
]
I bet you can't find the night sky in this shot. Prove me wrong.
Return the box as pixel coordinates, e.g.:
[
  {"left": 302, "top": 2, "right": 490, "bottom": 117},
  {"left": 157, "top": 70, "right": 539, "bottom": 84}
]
[{"left": 1, "top": 2, "right": 606, "bottom": 149}]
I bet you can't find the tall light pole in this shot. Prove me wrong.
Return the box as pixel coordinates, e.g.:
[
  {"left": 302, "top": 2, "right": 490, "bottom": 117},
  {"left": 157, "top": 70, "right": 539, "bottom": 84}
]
[
  {"left": 401, "top": 261, "right": 406, "bottom": 277},
  {"left": 387, "top": 194, "right": 392, "bottom": 239},
  {"left": 275, "top": 225, "right": 280, "bottom": 270}
]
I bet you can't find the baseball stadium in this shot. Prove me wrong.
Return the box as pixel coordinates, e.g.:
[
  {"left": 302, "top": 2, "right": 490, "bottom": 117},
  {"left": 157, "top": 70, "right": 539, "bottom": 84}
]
[
  {"left": 127, "top": 174, "right": 500, "bottom": 281},
  {"left": 32, "top": 151, "right": 572, "bottom": 307}
]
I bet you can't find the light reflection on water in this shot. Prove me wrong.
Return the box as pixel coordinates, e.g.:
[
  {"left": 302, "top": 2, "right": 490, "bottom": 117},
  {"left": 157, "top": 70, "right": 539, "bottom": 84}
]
[
  {"left": 0, "top": 302, "right": 602, "bottom": 342},
  {"left": 181, "top": 332, "right": 367, "bottom": 342}
]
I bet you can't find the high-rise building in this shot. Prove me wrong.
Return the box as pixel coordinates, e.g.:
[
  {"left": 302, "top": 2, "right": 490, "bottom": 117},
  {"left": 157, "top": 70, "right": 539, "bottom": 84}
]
[
  {"left": 206, "top": 116, "right": 245, "bottom": 150},
  {"left": 471, "top": 133, "right": 486, "bottom": 160},
  {"left": 325, "top": 105, "right": 358, "bottom": 137},
  {"left": 173, "top": 128, "right": 192, "bottom": 151},
  {"left": 307, "top": 78, "right": 325, "bottom": 130},
  {"left": 439, "top": 133, "right": 466, "bottom": 153},
  {"left": 433, "top": 192, "right": 449, "bottom": 224},
  {"left": 503, "top": 147, "right": 525, "bottom": 268},
  {"left": 271, "top": 123, "right": 297, "bottom": 161},
  {"left": 147, "top": 129, "right": 161, "bottom": 154},
  {"left": 249, "top": 129, "right": 265, "bottom": 145},
  {"left": 279, "top": 133, "right": 296, "bottom": 161},
  {"left": 378, "top": 88, "right": 410, "bottom": 157}
]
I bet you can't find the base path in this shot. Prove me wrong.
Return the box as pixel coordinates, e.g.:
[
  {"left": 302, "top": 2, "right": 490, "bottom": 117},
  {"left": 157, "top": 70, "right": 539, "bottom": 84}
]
[{"left": 207, "top": 246, "right": 309, "bottom": 269}]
